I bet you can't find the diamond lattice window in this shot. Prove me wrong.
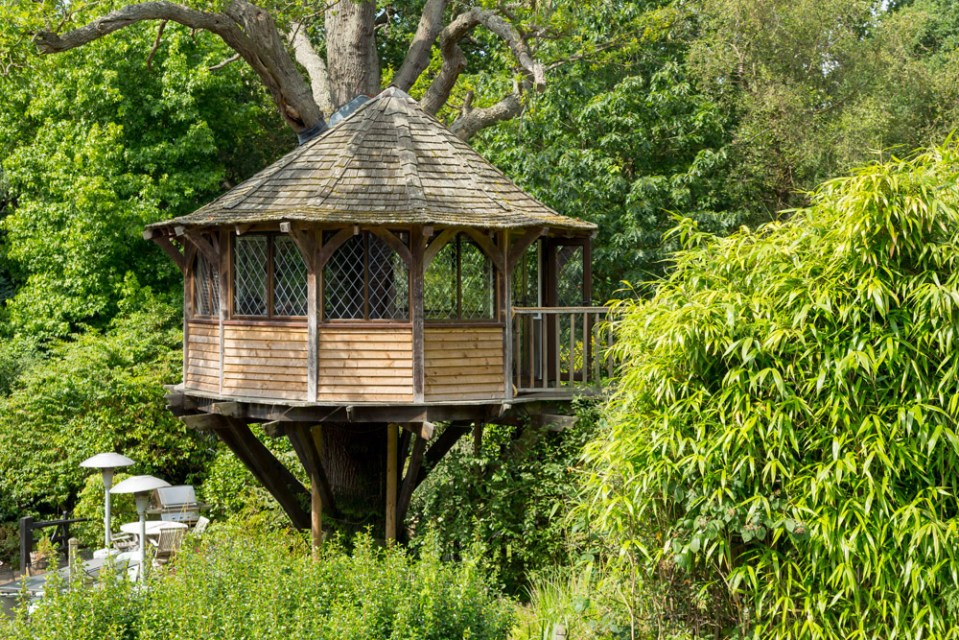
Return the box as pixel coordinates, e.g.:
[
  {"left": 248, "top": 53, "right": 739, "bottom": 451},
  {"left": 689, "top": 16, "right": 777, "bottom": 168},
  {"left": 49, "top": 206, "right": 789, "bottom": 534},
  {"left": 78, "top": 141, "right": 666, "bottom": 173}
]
[
  {"left": 194, "top": 253, "right": 220, "bottom": 317},
  {"left": 273, "top": 236, "right": 308, "bottom": 316},
  {"left": 234, "top": 236, "right": 268, "bottom": 316},
  {"left": 324, "top": 231, "right": 409, "bottom": 321},
  {"left": 425, "top": 234, "right": 495, "bottom": 321},
  {"left": 233, "top": 235, "right": 307, "bottom": 318}
]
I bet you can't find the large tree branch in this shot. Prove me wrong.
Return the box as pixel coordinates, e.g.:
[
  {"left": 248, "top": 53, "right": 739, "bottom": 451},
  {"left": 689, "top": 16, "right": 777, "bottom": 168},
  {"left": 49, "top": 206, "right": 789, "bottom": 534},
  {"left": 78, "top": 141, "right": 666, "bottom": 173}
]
[
  {"left": 393, "top": 0, "right": 448, "bottom": 91},
  {"left": 450, "top": 92, "right": 523, "bottom": 140},
  {"left": 420, "top": 7, "right": 544, "bottom": 124},
  {"left": 34, "top": 1, "right": 324, "bottom": 133},
  {"left": 288, "top": 21, "right": 334, "bottom": 118}
]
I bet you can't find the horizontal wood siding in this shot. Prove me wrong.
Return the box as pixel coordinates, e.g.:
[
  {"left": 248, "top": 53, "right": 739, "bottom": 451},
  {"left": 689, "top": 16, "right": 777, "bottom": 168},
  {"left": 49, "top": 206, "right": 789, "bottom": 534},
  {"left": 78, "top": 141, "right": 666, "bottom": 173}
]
[
  {"left": 319, "top": 327, "right": 414, "bottom": 402},
  {"left": 185, "top": 322, "right": 220, "bottom": 393},
  {"left": 222, "top": 324, "right": 308, "bottom": 400},
  {"left": 425, "top": 327, "right": 505, "bottom": 401}
]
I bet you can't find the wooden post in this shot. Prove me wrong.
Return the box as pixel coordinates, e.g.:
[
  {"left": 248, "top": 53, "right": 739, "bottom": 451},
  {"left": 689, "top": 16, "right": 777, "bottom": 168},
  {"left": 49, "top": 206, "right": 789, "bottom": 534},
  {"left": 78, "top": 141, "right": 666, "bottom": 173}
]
[
  {"left": 218, "top": 230, "right": 228, "bottom": 395},
  {"left": 308, "top": 425, "right": 323, "bottom": 558},
  {"left": 411, "top": 226, "right": 426, "bottom": 402},
  {"left": 386, "top": 424, "right": 398, "bottom": 541},
  {"left": 501, "top": 230, "right": 513, "bottom": 399},
  {"left": 307, "top": 230, "right": 319, "bottom": 402}
]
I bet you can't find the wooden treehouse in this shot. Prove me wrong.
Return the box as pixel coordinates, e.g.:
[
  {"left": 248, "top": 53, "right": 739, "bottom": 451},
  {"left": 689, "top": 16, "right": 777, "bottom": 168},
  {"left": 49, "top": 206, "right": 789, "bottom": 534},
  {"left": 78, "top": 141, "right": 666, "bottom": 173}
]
[{"left": 146, "top": 87, "right": 608, "bottom": 543}]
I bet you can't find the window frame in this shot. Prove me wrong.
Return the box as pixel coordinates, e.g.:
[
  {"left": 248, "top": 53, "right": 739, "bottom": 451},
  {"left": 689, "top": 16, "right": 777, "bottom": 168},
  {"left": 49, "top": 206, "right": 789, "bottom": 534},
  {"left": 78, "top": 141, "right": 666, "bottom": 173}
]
[
  {"left": 320, "top": 229, "right": 412, "bottom": 324},
  {"left": 230, "top": 233, "right": 308, "bottom": 320},
  {"left": 192, "top": 252, "right": 220, "bottom": 319}
]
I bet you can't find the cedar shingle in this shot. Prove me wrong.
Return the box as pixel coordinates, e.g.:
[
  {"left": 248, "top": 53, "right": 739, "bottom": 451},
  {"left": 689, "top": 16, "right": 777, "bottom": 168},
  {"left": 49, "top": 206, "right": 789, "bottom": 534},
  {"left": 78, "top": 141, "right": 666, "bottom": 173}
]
[{"left": 147, "top": 87, "right": 594, "bottom": 234}]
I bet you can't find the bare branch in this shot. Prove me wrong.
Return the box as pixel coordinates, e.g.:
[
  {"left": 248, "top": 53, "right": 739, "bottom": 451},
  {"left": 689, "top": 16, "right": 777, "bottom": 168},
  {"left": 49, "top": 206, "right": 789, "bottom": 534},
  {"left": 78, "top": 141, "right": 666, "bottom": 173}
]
[
  {"left": 34, "top": 1, "right": 324, "bottom": 133},
  {"left": 393, "top": 0, "right": 448, "bottom": 91},
  {"left": 420, "top": 7, "right": 544, "bottom": 116},
  {"left": 145, "top": 20, "right": 167, "bottom": 70},
  {"left": 288, "top": 21, "right": 334, "bottom": 118},
  {"left": 208, "top": 53, "right": 240, "bottom": 72}
]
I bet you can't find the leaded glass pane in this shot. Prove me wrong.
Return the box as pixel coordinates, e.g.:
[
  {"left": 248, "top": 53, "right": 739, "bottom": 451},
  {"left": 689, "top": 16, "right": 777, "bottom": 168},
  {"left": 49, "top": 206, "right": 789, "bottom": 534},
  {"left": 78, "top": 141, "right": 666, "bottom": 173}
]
[
  {"left": 273, "top": 236, "right": 308, "bottom": 316},
  {"left": 324, "top": 233, "right": 365, "bottom": 319},
  {"left": 368, "top": 233, "right": 409, "bottom": 320},
  {"left": 460, "top": 238, "right": 494, "bottom": 319},
  {"left": 424, "top": 239, "right": 457, "bottom": 320},
  {"left": 234, "top": 236, "right": 268, "bottom": 316},
  {"left": 194, "top": 254, "right": 220, "bottom": 317}
]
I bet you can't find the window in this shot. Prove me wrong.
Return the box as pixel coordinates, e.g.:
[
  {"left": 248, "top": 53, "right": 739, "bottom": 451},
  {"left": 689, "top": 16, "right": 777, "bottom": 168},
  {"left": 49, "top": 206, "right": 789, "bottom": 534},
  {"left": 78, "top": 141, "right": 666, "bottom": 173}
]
[
  {"left": 425, "top": 234, "right": 495, "bottom": 320},
  {"left": 194, "top": 254, "right": 220, "bottom": 317},
  {"left": 233, "top": 235, "right": 308, "bottom": 317},
  {"left": 323, "top": 231, "right": 409, "bottom": 321}
]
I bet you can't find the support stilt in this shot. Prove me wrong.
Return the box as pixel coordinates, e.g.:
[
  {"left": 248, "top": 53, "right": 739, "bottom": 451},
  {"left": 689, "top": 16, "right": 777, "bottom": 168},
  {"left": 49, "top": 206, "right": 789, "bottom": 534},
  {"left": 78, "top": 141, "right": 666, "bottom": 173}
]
[{"left": 386, "top": 423, "right": 398, "bottom": 541}]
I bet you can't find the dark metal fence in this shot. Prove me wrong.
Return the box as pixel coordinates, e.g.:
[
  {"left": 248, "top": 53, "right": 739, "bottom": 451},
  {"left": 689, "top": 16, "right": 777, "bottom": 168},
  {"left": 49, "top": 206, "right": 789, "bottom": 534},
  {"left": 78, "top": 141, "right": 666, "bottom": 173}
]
[{"left": 19, "top": 514, "right": 89, "bottom": 575}]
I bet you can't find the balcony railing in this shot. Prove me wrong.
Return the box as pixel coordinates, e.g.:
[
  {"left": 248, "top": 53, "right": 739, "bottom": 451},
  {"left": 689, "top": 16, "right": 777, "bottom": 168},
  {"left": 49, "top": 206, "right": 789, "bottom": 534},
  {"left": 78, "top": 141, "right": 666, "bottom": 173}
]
[{"left": 512, "top": 306, "right": 613, "bottom": 394}]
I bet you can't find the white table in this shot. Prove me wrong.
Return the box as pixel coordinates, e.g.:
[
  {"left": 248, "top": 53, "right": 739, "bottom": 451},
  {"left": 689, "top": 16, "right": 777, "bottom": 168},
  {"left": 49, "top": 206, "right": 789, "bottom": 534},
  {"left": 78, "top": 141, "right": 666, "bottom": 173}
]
[{"left": 119, "top": 521, "right": 187, "bottom": 548}]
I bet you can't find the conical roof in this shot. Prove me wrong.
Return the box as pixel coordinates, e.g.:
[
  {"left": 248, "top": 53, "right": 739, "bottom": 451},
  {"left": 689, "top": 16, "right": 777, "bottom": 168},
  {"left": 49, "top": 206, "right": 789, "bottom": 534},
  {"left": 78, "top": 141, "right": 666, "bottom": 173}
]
[{"left": 147, "top": 87, "right": 594, "bottom": 234}]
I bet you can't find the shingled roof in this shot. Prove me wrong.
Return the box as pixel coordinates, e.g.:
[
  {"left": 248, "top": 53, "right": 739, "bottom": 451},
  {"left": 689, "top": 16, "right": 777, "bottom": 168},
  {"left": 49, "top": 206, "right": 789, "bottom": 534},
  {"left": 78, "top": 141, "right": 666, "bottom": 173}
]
[{"left": 147, "top": 87, "right": 595, "bottom": 234}]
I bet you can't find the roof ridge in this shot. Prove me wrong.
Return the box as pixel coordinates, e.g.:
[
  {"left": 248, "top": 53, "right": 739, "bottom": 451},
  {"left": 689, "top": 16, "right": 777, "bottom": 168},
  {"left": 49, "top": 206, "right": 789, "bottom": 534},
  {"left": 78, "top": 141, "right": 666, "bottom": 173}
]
[
  {"left": 307, "top": 99, "right": 381, "bottom": 207},
  {"left": 390, "top": 106, "right": 426, "bottom": 212}
]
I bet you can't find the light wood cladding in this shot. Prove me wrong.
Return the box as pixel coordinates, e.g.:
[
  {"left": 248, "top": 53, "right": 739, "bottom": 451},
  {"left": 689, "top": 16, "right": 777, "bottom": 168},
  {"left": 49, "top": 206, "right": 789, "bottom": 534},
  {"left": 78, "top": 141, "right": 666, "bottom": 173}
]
[
  {"left": 425, "top": 327, "right": 505, "bottom": 400},
  {"left": 185, "top": 322, "right": 220, "bottom": 393},
  {"left": 222, "top": 323, "right": 308, "bottom": 400},
  {"left": 319, "top": 327, "right": 414, "bottom": 402}
]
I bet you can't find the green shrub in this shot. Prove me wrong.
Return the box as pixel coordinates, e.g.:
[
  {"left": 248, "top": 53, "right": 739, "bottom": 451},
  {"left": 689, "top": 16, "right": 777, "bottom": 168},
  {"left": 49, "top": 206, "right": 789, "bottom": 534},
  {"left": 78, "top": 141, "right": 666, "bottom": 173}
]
[
  {"left": 411, "top": 402, "right": 602, "bottom": 594},
  {"left": 581, "top": 142, "right": 959, "bottom": 638},
  {"left": 1, "top": 525, "right": 515, "bottom": 640}
]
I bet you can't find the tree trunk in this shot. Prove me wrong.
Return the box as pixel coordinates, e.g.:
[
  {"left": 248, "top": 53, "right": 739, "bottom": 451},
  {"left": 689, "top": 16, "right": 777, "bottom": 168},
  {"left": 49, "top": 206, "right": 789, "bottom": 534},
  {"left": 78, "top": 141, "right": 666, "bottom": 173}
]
[
  {"left": 318, "top": 423, "right": 388, "bottom": 529},
  {"left": 325, "top": 0, "right": 381, "bottom": 109}
]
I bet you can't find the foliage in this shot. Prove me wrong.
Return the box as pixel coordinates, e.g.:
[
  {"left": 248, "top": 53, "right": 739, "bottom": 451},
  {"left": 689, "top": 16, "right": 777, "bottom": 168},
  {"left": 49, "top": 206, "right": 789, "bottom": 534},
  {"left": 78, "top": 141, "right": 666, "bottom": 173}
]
[
  {"left": 411, "top": 401, "right": 602, "bottom": 594},
  {"left": 0, "top": 21, "right": 287, "bottom": 339},
  {"left": 71, "top": 472, "right": 137, "bottom": 550},
  {"left": 0, "top": 525, "right": 515, "bottom": 640},
  {"left": 198, "top": 426, "right": 305, "bottom": 531},
  {"left": 581, "top": 142, "right": 959, "bottom": 637},
  {"left": 0, "top": 291, "right": 213, "bottom": 523}
]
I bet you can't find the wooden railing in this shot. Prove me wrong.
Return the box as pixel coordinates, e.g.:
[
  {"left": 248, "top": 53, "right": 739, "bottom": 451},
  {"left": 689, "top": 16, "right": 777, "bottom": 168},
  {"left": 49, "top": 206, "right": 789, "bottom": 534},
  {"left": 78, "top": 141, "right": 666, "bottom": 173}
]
[{"left": 512, "top": 306, "right": 613, "bottom": 394}]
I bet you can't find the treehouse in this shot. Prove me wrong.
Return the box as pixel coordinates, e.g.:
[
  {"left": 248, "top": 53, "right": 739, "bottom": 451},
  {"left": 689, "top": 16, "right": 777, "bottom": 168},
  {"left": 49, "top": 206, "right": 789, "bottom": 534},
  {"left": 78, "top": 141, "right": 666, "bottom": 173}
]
[{"left": 146, "top": 87, "right": 607, "bottom": 542}]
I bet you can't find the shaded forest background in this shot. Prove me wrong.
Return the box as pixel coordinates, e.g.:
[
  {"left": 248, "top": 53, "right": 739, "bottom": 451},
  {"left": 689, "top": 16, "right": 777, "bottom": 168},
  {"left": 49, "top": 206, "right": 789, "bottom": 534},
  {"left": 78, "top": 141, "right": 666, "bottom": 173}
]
[{"left": 1, "top": 0, "right": 959, "bottom": 636}]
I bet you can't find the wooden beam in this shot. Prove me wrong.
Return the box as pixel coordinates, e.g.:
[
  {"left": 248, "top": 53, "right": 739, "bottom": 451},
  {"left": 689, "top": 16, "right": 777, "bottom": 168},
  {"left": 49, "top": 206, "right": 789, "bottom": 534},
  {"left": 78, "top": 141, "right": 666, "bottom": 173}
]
[
  {"left": 286, "top": 424, "right": 338, "bottom": 516},
  {"left": 414, "top": 424, "right": 470, "bottom": 489},
  {"left": 399, "top": 421, "right": 434, "bottom": 440},
  {"left": 316, "top": 227, "right": 354, "bottom": 270},
  {"left": 396, "top": 435, "right": 426, "bottom": 525},
  {"left": 280, "top": 222, "right": 317, "bottom": 270},
  {"left": 368, "top": 227, "right": 412, "bottom": 267},
  {"left": 463, "top": 228, "right": 505, "bottom": 273},
  {"left": 183, "top": 231, "right": 219, "bottom": 265},
  {"left": 210, "top": 401, "right": 242, "bottom": 417},
  {"left": 508, "top": 227, "right": 545, "bottom": 270},
  {"left": 235, "top": 224, "right": 251, "bottom": 235},
  {"left": 386, "top": 424, "right": 398, "bottom": 541},
  {"left": 150, "top": 236, "right": 186, "bottom": 272},
  {"left": 215, "top": 419, "right": 311, "bottom": 530},
  {"left": 424, "top": 228, "right": 457, "bottom": 267},
  {"left": 180, "top": 413, "right": 226, "bottom": 432}
]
